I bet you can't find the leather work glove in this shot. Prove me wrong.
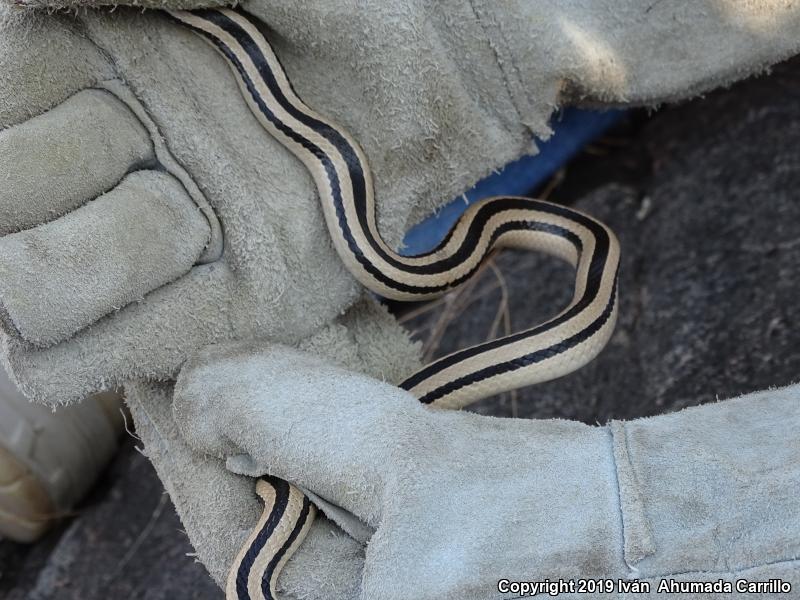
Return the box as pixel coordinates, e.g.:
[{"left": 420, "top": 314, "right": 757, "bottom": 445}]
[
  {"left": 173, "top": 343, "right": 800, "bottom": 600},
  {"left": 1, "top": 0, "right": 800, "bottom": 596},
  {"left": 0, "top": 6, "right": 424, "bottom": 591},
  {"left": 3, "top": 1, "right": 800, "bottom": 405}
]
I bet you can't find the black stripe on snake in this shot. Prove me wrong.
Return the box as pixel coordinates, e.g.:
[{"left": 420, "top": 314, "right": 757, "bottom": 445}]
[{"left": 167, "top": 9, "right": 621, "bottom": 599}]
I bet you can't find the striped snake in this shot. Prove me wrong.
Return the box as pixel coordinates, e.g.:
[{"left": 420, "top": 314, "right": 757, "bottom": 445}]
[{"left": 169, "top": 8, "right": 620, "bottom": 600}]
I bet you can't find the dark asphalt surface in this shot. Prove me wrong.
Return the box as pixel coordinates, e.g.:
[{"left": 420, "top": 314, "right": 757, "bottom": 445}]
[{"left": 2, "top": 58, "right": 799, "bottom": 599}]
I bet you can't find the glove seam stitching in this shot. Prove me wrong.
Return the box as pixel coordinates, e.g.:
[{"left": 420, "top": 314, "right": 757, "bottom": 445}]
[
  {"left": 73, "top": 17, "right": 224, "bottom": 263},
  {"left": 464, "top": 0, "right": 532, "bottom": 129},
  {"left": 606, "top": 424, "right": 634, "bottom": 577},
  {"left": 609, "top": 421, "right": 658, "bottom": 570}
]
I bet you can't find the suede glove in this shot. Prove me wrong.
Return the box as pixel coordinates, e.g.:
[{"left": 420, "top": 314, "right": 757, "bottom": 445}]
[
  {"left": 2, "top": 1, "right": 800, "bottom": 597},
  {"left": 173, "top": 343, "right": 800, "bottom": 600},
  {"left": 3, "top": 1, "right": 800, "bottom": 404}
]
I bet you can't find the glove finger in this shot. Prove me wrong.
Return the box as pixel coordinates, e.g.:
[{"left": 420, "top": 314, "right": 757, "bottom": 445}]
[
  {"left": 174, "top": 342, "right": 424, "bottom": 527},
  {"left": 0, "top": 88, "right": 154, "bottom": 235},
  {"left": 125, "top": 379, "right": 363, "bottom": 599},
  {"left": 3, "top": 259, "right": 235, "bottom": 406},
  {"left": 0, "top": 7, "right": 113, "bottom": 130},
  {"left": 125, "top": 379, "right": 259, "bottom": 586},
  {"left": 0, "top": 169, "right": 210, "bottom": 346}
]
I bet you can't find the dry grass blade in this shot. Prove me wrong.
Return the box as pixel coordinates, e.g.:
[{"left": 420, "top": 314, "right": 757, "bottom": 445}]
[
  {"left": 485, "top": 260, "right": 510, "bottom": 341},
  {"left": 538, "top": 168, "right": 566, "bottom": 200},
  {"left": 418, "top": 251, "right": 501, "bottom": 361}
]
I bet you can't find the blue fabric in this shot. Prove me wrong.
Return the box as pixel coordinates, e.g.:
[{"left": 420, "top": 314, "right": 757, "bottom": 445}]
[{"left": 401, "top": 108, "right": 623, "bottom": 255}]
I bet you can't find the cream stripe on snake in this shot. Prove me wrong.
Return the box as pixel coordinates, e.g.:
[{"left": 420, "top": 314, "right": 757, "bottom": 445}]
[
  {"left": 168, "top": 8, "right": 620, "bottom": 600},
  {"left": 226, "top": 477, "right": 315, "bottom": 600}
]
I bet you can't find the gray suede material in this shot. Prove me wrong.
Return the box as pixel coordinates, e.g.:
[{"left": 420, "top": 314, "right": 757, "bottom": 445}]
[
  {"left": 611, "top": 389, "right": 800, "bottom": 578},
  {"left": 126, "top": 381, "right": 365, "bottom": 600},
  {"left": 0, "top": 89, "right": 154, "bottom": 235},
  {"left": 0, "top": 2, "right": 798, "bottom": 597},
  {"left": 126, "top": 297, "right": 417, "bottom": 597},
  {"left": 468, "top": 1, "right": 800, "bottom": 116},
  {"left": 0, "top": 170, "right": 210, "bottom": 346},
  {"left": 174, "top": 344, "right": 800, "bottom": 600},
  {"left": 0, "top": 9, "right": 113, "bottom": 129},
  {"left": 1, "top": 6, "right": 364, "bottom": 404},
  {"left": 1, "top": 1, "right": 800, "bottom": 405}
]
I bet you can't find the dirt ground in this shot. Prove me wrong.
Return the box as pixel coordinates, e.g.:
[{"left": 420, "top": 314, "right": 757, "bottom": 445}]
[{"left": 1, "top": 57, "right": 799, "bottom": 599}]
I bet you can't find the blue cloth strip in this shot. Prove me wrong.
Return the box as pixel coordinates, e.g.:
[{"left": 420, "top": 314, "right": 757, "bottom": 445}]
[{"left": 400, "top": 108, "right": 623, "bottom": 255}]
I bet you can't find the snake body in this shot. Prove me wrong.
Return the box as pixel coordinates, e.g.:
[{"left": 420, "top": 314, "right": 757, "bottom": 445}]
[{"left": 169, "top": 8, "right": 620, "bottom": 600}]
